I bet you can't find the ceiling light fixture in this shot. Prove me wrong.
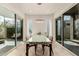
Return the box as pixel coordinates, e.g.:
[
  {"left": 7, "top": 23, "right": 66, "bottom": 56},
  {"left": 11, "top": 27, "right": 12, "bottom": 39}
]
[
  {"left": 35, "top": 19, "right": 44, "bottom": 23},
  {"left": 37, "top": 3, "right": 42, "bottom": 5}
]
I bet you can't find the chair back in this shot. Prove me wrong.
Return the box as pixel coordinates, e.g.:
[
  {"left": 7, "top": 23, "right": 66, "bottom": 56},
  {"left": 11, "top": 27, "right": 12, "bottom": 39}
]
[
  {"left": 49, "top": 36, "right": 53, "bottom": 42},
  {"left": 26, "top": 36, "right": 30, "bottom": 40}
]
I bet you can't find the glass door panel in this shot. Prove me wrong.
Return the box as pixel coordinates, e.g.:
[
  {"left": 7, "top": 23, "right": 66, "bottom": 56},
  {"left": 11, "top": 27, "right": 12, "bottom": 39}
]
[{"left": 56, "top": 17, "right": 61, "bottom": 44}]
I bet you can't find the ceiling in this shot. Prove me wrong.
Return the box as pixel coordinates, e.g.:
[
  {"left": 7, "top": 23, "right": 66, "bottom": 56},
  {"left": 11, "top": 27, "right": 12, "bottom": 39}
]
[
  {"left": 0, "top": 5, "right": 14, "bottom": 18},
  {"left": 14, "top": 3, "right": 76, "bottom": 15},
  {"left": 64, "top": 4, "right": 79, "bottom": 15},
  {"left": 0, "top": 3, "right": 77, "bottom": 16}
]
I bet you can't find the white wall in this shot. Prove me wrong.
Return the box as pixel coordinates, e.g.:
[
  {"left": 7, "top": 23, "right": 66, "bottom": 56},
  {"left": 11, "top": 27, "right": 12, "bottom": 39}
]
[
  {"left": 24, "top": 15, "right": 53, "bottom": 39},
  {"left": 32, "top": 20, "right": 47, "bottom": 35},
  {"left": 51, "top": 16, "right": 56, "bottom": 41}
]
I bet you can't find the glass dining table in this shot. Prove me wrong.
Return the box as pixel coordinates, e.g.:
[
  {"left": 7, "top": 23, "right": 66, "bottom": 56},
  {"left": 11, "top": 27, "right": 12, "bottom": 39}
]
[{"left": 25, "top": 35, "right": 52, "bottom": 56}]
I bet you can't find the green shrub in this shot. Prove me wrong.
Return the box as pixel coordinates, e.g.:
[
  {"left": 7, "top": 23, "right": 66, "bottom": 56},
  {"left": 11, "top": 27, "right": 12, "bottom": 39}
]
[{"left": 7, "top": 27, "right": 15, "bottom": 38}]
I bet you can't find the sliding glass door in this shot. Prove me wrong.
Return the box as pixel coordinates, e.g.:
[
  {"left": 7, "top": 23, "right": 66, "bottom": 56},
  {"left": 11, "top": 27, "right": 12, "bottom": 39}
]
[
  {"left": 0, "top": 5, "right": 23, "bottom": 55},
  {"left": 56, "top": 17, "right": 61, "bottom": 44},
  {"left": 0, "top": 5, "right": 15, "bottom": 55},
  {"left": 63, "top": 15, "right": 71, "bottom": 43},
  {"left": 16, "top": 15, "right": 23, "bottom": 45}
]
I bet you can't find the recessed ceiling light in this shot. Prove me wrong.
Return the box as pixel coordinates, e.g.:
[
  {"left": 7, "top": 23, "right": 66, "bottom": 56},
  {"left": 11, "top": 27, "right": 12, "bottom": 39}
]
[{"left": 37, "top": 3, "right": 42, "bottom": 5}]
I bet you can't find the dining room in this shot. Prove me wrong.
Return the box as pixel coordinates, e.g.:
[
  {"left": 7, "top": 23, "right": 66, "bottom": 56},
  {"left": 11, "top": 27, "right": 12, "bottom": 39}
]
[
  {"left": 25, "top": 15, "right": 53, "bottom": 56},
  {"left": 0, "top": 3, "right": 77, "bottom": 56}
]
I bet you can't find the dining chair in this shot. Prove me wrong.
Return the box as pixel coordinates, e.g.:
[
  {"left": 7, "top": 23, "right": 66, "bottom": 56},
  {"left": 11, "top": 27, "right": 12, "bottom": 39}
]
[
  {"left": 42, "top": 36, "right": 53, "bottom": 55},
  {"left": 26, "top": 36, "right": 37, "bottom": 55}
]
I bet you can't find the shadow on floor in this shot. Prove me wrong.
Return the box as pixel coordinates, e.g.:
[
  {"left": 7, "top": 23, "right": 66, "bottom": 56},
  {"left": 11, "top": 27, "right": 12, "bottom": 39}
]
[
  {"left": 28, "top": 45, "right": 54, "bottom": 56},
  {"left": 0, "top": 45, "right": 14, "bottom": 56},
  {"left": 64, "top": 43, "right": 79, "bottom": 55}
]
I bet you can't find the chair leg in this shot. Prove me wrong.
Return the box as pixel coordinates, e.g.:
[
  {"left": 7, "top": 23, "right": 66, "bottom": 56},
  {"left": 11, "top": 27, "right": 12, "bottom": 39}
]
[
  {"left": 51, "top": 45, "right": 54, "bottom": 55},
  {"left": 35, "top": 44, "right": 37, "bottom": 55},
  {"left": 42, "top": 45, "right": 45, "bottom": 55}
]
